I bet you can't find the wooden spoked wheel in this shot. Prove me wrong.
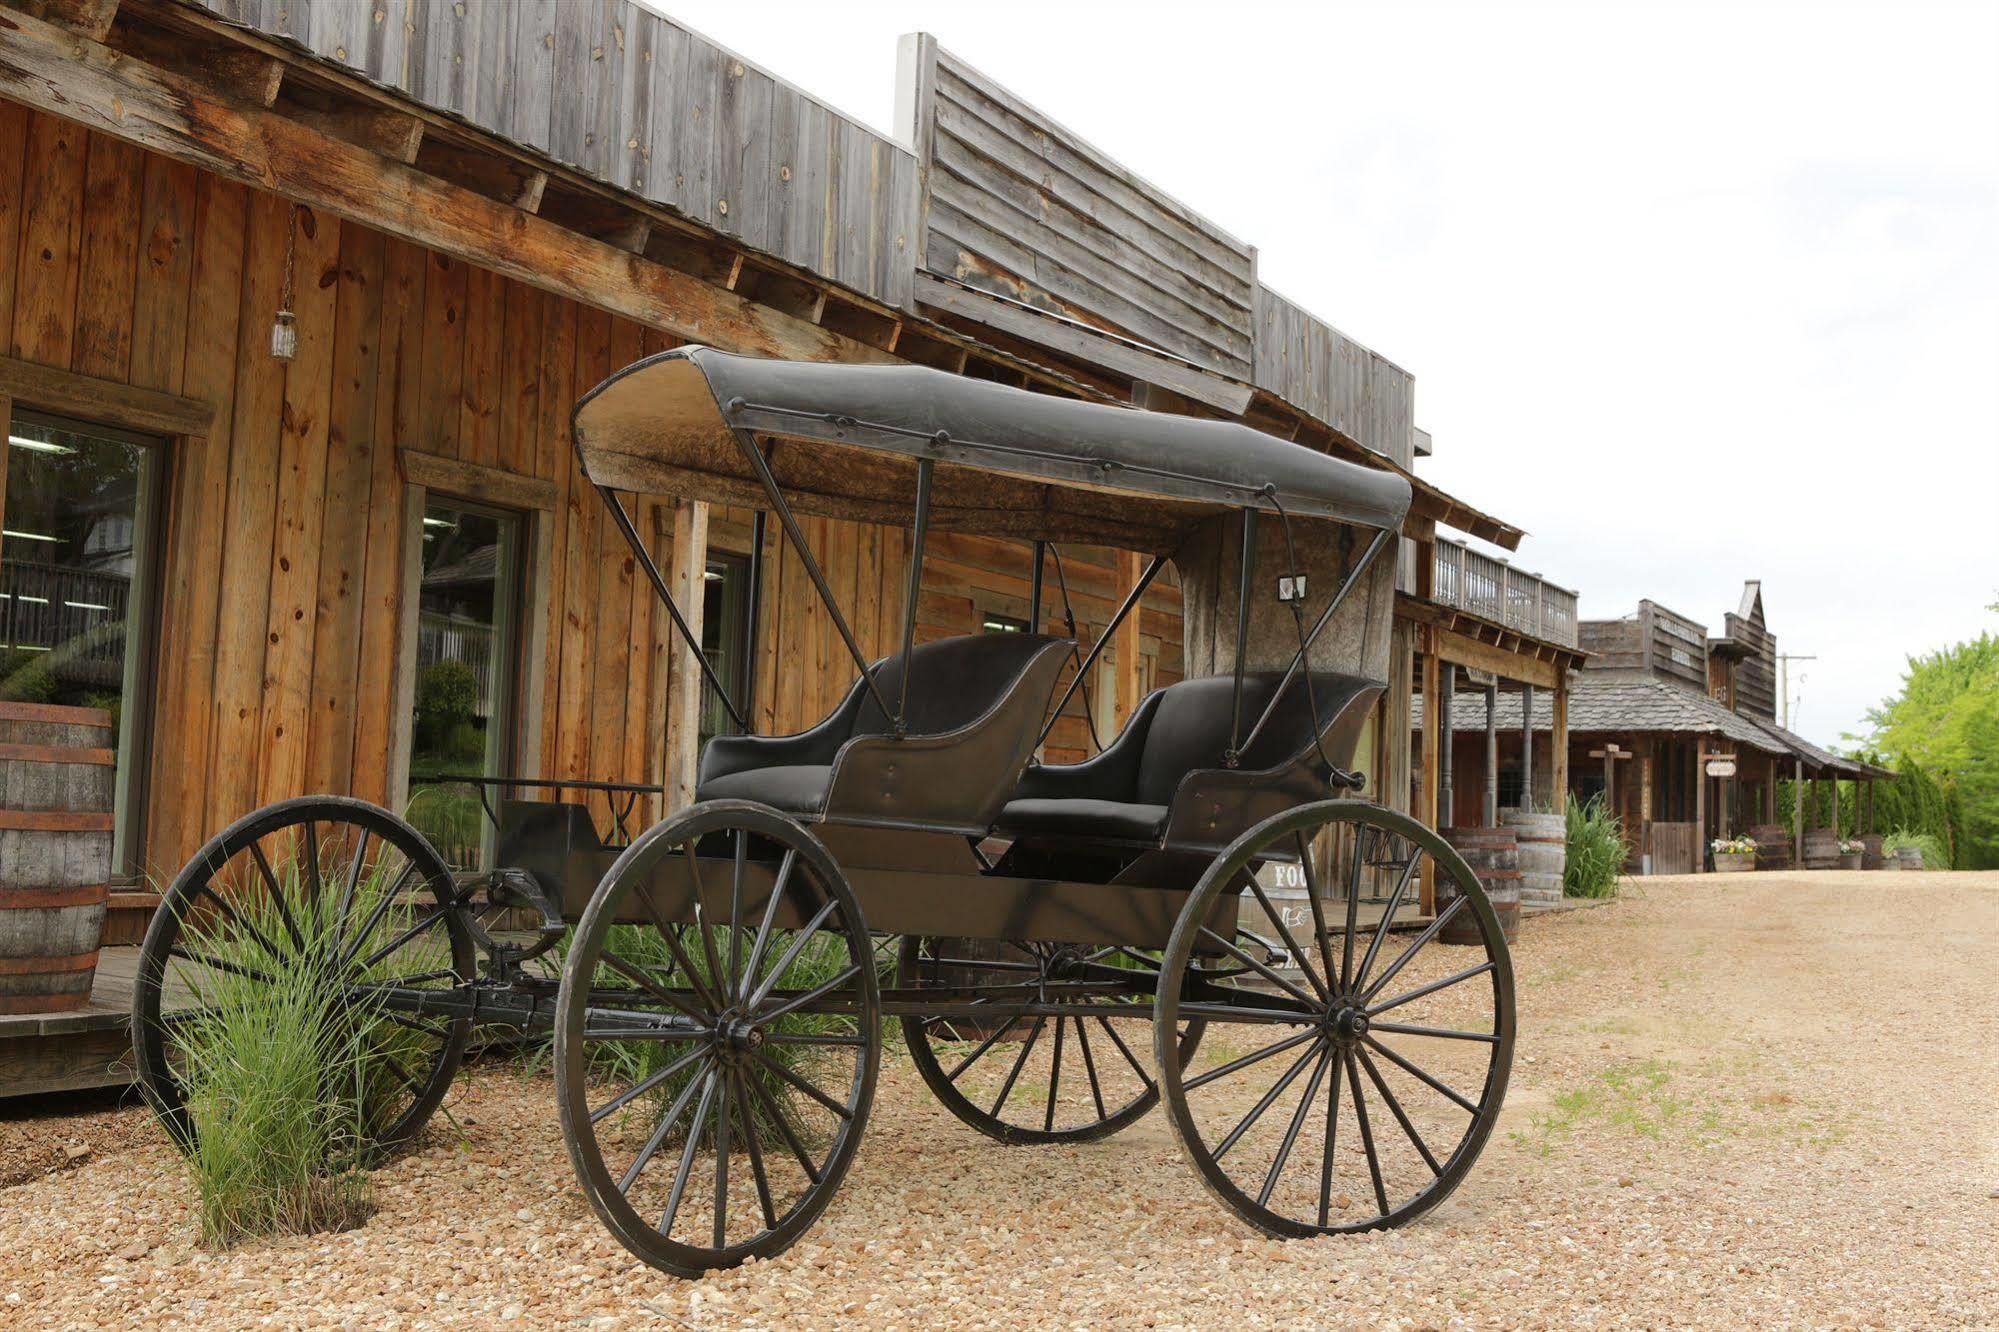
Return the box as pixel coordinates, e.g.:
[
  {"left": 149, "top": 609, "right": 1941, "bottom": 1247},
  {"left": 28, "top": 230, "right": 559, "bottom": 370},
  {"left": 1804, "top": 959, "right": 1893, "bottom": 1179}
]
[
  {"left": 131, "top": 797, "right": 474, "bottom": 1162},
  {"left": 897, "top": 936, "right": 1203, "bottom": 1144},
  {"left": 555, "top": 800, "right": 880, "bottom": 1277},
  {"left": 1155, "top": 801, "right": 1514, "bottom": 1237}
]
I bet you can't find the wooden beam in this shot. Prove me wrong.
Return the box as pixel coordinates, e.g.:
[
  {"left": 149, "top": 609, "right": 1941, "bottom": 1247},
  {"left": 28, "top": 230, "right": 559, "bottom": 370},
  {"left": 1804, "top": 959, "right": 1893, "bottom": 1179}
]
[
  {"left": 0, "top": 352, "right": 213, "bottom": 435},
  {"left": 281, "top": 83, "right": 425, "bottom": 164},
  {"left": 663, "top": 500, "right": 709, "bottom": 812},
  {"left": 1427, "top": 621, "right": 1561, "bottom": 691},
  {"left": 0, "top": 8, "right": 893, "bottom": 365},
  {"left": 398, "top": 448, "right": 557, "bottom": 514},
  {"left": 1112, "top": 550, "right": 1145, "bottom": 730},
  {"left": 1551, "top": 678, "right": 1569, "bottom": 810},
  {"left": 24, "top": 0, "right": 119, "bottom": 41}
]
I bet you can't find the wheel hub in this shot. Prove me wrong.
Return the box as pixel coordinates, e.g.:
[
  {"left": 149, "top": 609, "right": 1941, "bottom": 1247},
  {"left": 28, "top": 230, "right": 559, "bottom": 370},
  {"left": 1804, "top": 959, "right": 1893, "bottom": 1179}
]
[
  {"left": 717, "top": 1016, "right": 765, "bottom": 1057},
  {"left": 1331, "top": 1006, "right": 1370, "bottom": 1041}
]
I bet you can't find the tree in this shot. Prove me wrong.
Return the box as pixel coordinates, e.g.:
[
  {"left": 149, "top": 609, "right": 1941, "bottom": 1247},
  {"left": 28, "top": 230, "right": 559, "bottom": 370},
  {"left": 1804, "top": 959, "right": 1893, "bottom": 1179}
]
[{"left": 1857, "top": 619, "right": 1999, "bottom": 868}]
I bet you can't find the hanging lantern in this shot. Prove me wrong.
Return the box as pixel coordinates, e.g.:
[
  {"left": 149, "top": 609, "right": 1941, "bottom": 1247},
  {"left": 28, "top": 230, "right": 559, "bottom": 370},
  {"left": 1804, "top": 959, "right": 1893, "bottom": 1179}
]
[{"left": 270, "top": 203, "right": 300, "bottom": 361}]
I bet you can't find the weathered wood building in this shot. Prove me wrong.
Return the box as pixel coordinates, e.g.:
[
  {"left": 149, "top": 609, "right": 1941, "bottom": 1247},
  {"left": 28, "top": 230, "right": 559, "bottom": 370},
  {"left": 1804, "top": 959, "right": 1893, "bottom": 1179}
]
[{"left": 0, "top": 0, "right": 1579, "bottom": 1087}]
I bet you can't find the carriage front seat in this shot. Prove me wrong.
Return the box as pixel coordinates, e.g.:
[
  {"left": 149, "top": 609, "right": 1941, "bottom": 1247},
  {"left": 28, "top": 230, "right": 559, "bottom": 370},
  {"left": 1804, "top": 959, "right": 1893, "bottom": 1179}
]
[
  {"left": 995, "top": 670, "right": 1385, "bottom": 853},
  {"left": 695, "top": 633, "right": 1072, "bottom": 835}
]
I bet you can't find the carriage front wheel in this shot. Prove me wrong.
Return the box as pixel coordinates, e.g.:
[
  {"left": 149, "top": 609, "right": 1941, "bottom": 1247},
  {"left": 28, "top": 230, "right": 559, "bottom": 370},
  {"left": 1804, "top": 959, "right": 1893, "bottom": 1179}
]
[
  {"left": 555, "top": 800, "right": 880, "bottom": 1276},
  {"left": 1154, "top": 801, "right": 1515, "bottom": 1237}
]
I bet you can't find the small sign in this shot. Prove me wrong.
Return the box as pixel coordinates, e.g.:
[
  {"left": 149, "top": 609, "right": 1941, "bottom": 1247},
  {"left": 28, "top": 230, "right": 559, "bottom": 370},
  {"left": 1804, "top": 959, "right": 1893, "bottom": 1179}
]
[{"left": 1706, "top": 759, "right": 1737, "bottom": 778}]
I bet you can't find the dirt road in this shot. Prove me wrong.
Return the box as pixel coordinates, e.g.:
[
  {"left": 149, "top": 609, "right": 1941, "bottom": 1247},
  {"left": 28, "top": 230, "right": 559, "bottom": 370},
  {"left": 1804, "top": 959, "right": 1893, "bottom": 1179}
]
[{"left": 4, "top": 870, "right": 1995, "bottom": 1328}]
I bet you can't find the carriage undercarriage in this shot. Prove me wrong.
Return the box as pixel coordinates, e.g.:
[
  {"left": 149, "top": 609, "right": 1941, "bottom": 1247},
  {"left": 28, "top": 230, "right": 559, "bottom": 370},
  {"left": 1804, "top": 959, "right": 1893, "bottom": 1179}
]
[{"left": 132, "top": 347, "right": 1515, "bottom": 1276}]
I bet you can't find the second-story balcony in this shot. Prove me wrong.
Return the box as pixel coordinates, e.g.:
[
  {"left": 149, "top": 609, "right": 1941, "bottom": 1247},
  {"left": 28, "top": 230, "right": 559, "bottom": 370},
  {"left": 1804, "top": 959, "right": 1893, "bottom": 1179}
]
[{"left": 1400, "top": 534, "right": 1579, "bottom": 648}]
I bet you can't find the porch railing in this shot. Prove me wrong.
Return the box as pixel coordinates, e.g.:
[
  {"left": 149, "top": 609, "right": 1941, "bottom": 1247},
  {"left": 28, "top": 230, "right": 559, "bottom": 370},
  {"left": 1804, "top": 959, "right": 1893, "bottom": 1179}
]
[{"left": 1402, "top": 535, "right": 1579, "bottom": 649}]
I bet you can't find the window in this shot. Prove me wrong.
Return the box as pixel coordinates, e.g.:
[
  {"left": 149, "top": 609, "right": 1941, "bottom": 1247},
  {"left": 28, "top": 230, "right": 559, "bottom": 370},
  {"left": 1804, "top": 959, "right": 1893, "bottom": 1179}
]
[
  {"left": 403, "top": 499, "right": 524, "bottom": 870},
  {"left": 981, "top": 612, "right": 1029, "bottom": 634},
  {"left": 1497, "top": 760, "right": 1527, "bottom": 811},
  {"left": 698, "top": 552, "right": 751, "bottom": 748},
  {"left": 1, "top": 412, "right": 164, "bottom": 874}
]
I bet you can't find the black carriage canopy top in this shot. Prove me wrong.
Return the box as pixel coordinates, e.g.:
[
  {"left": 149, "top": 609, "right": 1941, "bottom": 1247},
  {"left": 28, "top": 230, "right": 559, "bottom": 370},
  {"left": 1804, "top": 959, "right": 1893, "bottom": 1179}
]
[{"left": 569, "top": 346, "right": 1414, "bottom": 550}]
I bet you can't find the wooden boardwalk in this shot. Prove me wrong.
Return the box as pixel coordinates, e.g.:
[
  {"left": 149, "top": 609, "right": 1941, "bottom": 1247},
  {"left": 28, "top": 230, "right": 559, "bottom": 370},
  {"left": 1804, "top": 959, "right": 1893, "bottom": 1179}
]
[{"left": 0, "top": 947, "right": 144, "bottom": 1098}]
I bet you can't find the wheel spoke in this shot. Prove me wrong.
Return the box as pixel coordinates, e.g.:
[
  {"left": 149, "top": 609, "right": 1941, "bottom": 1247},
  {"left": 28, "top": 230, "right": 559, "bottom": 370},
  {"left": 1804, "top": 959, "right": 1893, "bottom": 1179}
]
[
  {"left": 1357, "top": 1047, "right": 1442, "bottom": 1177},
  {"left": 1214, "top": 1037, "right": 1322, "bottom": 1163},
  {"left": 597, "top": 950, "right": 712, "bottom": 1026},
  {"left": 1360, "top": 895, "right": 1467, "bottom": 1005},
  {"left": 166, "top": 944, "right": 280, "bottom": 988},
  {"left": 190, "top": 883, "right": 290, "bottom": 972},
  {"left": 302, "top": 820, "right": 323, "bottom": 909},
  {"left": 639, "top": 872, "right": 724, "bottom": 1015},
  {"left": 1370, "top": 1021, "right": 1498, "bottom": 1044},
  {"left": 1351, "top": 851, "right": 1422, "bottom": 995},
  {"left": 760, "top": 1032, "right": 866, "bottom": 1047},
  {"left": 1362, "top": 1034, "right": 1480, "bottom": 1116},
  {"left": 658, "top": 1071, "right": 719, "bottom": 1238},
  {"left": 618, "top": 1058, "right": 712, "bottom": 1191},
  {"left": 1093, "top": 1016, "right": 1156, "bottom": 1090},
  {"left": 945, "top": 1018, "right": 1018, "bottom": 1082},
  {"left": 1182, "top": 1027, "right": 1318, "bottom": 1093},
  {"left": 711, "top": 1061, "right": 731, "bottom": 1249},
  {"left": 1369, "top": 961, "right": 1496, "bottom": 1017},
  {"left": 1258, "top": 1042, "right": 1332, "bottom": 1207},
  {"left": 1318, "top": 1043, "right": 1345, "bottom": 1225},
  {"left": 988, "top": 1016, "right": 1046, "bottom": 1118},
  {"left": 332, "top": 827, "right": 372, "bottom": 953},
  {"left": 1072, "top": 1016, "right": 1109, "bottom": 1120},
  {"left": 748, "top": 1046, "right": 855, "bottom": 1120},
  {"left": 742, "top": 900, "right": 840, "bottom": 1010},
  {"left": 683, "top": 845, "right": 732, "bottom": 1010},
  {"left": 1043, "top": 1010, "right": 1067, "bottom": 1132},
  {"left": 247, "top": 840, "right": 308, "bottom": 955},
  {"left": 1196, "top": 927, "right": 1321, "bottom": 1010},
  {"left": 336, "top": 863, "right": 423, "bottom": 971},
  {"left": 1346, "top": 1048, "right": 1390, "bottom": 1216},
  {"left": 749, "top": 964, "right": 861, "bottom": 1025},
  {"left": 1340, "top": 825, "right": 1368, "bottom": 991},
  {"left": 731, "top": 1066, "right": 779, "bottom": 1230},
  {"left": 736, "top": 850, "right": 796, "bottom": 1004},
  {"left": 591, "top": 1046, "right": 708, "bottom": 1126},
  {"left": 1244, "top": 863, "right": 1330, "bottom": 1004},
  {"left": 727, "top": 830, "right": 747, "bottom": 992},
  {"left": 1294, "top": 830, "right": 1342, "bottom": 1002},
  {"left": 743, "top": 1066, "right": 822, "bottom": 1185}
]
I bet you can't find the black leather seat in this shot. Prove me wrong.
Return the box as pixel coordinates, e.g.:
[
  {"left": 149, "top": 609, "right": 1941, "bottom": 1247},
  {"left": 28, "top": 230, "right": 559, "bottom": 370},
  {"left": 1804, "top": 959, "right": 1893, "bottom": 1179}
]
[
  {"left": 695, "top": 633, "right": 1072, "bottom": 834},
  {"left": 996, "top": 670, "right": 1383, "bottom": 852}
]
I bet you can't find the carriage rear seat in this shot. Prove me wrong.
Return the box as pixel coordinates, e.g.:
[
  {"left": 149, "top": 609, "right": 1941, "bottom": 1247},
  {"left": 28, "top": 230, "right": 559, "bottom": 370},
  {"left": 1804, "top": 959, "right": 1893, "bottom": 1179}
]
[
  {"left": 694, "top": 633, "right": 1071, "bottom": 833},
  {"left": 995, "top": 671, "right": 1382, "bottom": 850}
]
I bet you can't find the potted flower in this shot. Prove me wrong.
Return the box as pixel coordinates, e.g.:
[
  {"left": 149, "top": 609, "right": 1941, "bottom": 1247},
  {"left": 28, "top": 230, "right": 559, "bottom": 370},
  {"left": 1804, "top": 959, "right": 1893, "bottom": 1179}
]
[
  {"left": 1711, "top": 835, "right": 1757, "bottom": 873},
  {"left": 1837, "top": 838, "right": 1864, "bottom": 870}
]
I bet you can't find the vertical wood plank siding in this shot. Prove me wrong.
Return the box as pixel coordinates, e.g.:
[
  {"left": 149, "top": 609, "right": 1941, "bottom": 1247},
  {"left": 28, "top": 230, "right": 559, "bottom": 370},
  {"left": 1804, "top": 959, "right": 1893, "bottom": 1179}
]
[
  {"left": 907, "top": 42, "right": 1255, "bottom": 377},
  {"left": 191, "top": 0, "right": 917, "bottom": 307},
  {"left": 0, "top": 105, "right": 1184, "bottom": 879},
  {"left": 1250, "top": 284, "right": 1416, "bottom": 468}
]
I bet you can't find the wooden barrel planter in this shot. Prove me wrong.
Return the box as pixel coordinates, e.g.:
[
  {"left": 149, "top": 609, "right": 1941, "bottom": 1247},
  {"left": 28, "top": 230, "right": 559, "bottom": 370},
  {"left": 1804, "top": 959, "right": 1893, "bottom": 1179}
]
[
  {"left": 1750, "top": 824, "right": 1792, "bottom": 871},
  {"left": 1500, "top": 808, "right": 1565, "bottom": 908},
  {"left": 1440, "top": 827, "right": 1519, "bottom": 945},
  {"left": 1860, "top": 833, "right": 1886, "bottom": 870},
  {"left": 1802, "top": 827, "right": 1840, "bottom": 870},
  {"left": 0, "top": 702, "right": 115, "bottom": 1014}
]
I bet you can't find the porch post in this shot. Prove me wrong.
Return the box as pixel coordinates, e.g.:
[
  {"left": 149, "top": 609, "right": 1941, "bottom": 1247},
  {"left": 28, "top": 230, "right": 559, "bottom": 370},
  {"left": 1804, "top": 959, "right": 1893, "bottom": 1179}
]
[
  {"left": 1483, "top": 682, "right": 1499, "bottom": 825},
  {"left": 1520, "top": 682, "right": 1535, "bottom": 809},
  {"left": 663, "top": 499, "right": 710, "bottom": 812},
  {"left": 1694, "top": 742, "right": 1707, "bottom": 870},
  {"left": 1792, "top": 757, "right": 1805, "bottom": 865},
  {"left": 1437, "top": 671, "right": 1454, "bottom": 827},
  {"left": 1831, "top": 774, "right": 1841, "bottom": 841},
  {"left": 1551, "top": 678, "right": 1570, "bottom": 810},
  {"left": 1419, "top": 631, "right": 1441, "bottom": 915}
]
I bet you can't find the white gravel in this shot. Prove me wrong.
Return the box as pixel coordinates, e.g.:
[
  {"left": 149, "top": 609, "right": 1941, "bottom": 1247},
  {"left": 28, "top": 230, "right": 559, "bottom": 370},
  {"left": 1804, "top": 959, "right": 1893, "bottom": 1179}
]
[{"left": 3, "top": 869, "right": 1995, "bottom": 1329}]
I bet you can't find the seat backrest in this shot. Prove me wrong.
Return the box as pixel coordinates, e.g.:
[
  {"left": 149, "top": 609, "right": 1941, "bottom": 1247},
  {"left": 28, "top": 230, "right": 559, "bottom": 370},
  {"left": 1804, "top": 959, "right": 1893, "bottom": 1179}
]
[
  {"left": 851, "top": 633, "right": 1068, "bottom": 739},
  {"left": 1134, "top": 671, "right": 1374, "bottom": 805}
]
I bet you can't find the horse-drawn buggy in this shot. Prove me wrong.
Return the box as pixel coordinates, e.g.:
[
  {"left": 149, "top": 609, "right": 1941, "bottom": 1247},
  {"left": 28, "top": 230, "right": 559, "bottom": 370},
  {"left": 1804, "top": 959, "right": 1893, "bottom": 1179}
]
[{"left": 133, "top": 348, "right": 1513, "bottom": 1275}]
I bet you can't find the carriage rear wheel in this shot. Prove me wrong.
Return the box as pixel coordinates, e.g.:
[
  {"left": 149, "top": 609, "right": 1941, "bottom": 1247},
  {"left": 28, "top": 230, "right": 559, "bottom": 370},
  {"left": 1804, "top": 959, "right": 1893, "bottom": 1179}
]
[
  {"left": 1154, "top": 801, "right": 1514, "bottom": 1237},
  {"left": 555, "top": 800, "right": 880, "bottom": 1276},
  {"left": 897, "top": 936, "right": 1204, "bottom": 1144},
  {"left": 131, "top": 797, "right": 474, "bottom": 1163}
]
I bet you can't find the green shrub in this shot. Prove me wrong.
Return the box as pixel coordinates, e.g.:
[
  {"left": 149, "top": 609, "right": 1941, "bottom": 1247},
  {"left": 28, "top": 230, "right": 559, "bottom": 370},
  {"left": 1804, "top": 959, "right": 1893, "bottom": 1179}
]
[
  {"left": 1564, "top": 795, "right": 1626, "bottom": 899},
  {"left": 168, "top": 854, "right": 449, "bottom": 1245},
  {"left": 1883, "top": 828, "right": 1948, "bottom": 869}
]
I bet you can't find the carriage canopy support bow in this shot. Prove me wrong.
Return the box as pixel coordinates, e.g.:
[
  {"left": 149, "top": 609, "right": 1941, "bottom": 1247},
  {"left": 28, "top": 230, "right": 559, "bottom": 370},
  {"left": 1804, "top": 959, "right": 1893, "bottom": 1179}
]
[{"left": 570, "top": 346, "right": 1412, "bottom": 774}]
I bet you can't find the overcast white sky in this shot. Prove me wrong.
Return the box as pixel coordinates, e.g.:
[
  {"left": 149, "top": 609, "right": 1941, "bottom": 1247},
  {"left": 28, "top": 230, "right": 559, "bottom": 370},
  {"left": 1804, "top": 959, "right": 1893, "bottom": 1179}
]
[{"left": 658, "top": 0, "right": 1999, "bottom": 749}]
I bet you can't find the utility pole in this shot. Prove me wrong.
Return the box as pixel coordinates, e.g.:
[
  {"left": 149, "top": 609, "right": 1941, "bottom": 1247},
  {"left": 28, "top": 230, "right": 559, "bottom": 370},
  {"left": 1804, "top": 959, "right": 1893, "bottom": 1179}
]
[{"left": 1777, "top": 652, "right": 1816, "bottom": 729}]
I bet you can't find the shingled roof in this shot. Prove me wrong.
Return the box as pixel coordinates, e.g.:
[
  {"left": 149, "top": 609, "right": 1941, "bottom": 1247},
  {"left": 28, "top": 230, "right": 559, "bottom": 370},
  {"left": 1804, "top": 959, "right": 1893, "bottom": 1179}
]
[{"left": 1411, "top": 675, "right": 1791, "bottom": 755}]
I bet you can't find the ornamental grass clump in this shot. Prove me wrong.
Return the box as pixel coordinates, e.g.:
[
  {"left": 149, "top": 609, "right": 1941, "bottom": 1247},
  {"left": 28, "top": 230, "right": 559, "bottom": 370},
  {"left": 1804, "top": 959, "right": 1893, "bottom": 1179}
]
[
  {"left": 166, "top": 857, "right": 444, "bottom": 1245},
  {"left": 1564, "top": 795, "right": 1627, "bottom": 899}
]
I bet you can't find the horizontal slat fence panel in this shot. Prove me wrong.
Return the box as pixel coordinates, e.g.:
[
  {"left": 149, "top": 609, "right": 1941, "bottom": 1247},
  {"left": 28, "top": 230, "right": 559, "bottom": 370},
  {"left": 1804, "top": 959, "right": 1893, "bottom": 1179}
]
[
  {"left": 1251, "top": 284, "right": 1415, "bottom": 466},
  {"left": 903, "top": 38, "right": 1255, "bottom": 378},
  {"left": 190, "top": 0, "right": 918, "bottom": 306}
]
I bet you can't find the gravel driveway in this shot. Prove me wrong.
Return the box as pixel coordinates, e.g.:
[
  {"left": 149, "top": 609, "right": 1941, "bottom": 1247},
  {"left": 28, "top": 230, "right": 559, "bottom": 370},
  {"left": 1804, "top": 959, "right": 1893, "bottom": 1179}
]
[{"left": 3, "top": 869, "right": 1994, "bottom": 1329}]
